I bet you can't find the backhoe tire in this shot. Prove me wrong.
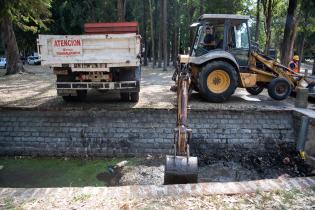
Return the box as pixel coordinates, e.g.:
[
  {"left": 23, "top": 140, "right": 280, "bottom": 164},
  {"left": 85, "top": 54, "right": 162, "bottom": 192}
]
[
  {"left": 199, "top": 61, "right": 238, "bottom": 102},
  {"left": 267, "top": 78, "right": 292, "bottom": 100},
  {"left": 246, "top": 86, "right": 264, "bottom": 95}
]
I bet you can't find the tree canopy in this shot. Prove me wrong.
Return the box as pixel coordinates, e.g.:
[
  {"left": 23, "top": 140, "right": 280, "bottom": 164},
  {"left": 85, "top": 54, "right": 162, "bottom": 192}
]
[{"left": 1, "top": 0, "right": 315, "bottom": 74}]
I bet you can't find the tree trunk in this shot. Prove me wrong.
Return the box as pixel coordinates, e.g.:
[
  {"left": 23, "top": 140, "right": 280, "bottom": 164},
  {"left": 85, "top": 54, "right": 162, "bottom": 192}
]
[
  {"left": 289, "top": 19, "right": 298, "bottom": 61},
  {"left": 255, "top": 0, "right": 260, "bottom": 42},
  {"left": 149, "top": 0, "right": 156, "bottom": 68},
  {"left": 157, "top": 0, "right": 163, "bottom": 68},
  {"left": 173, "top": 27, "right": 178, "bottom": 67},
  {"left": 189, "top": 5, "right": 196, "bottom": 47},
  {"left": 298, "top": 32, "right": 305, "bottom": 72},
  {"left": 263, "top": 0, "right": 272, "bottom": 54},
  {"left": 163, "top": 0, "right": 168, "bottom": 71},
  {"left": 172, "top": 1, "right": 179, "bottom": 67},
  {"left": 280, "top": 0, "right": 298, "bottom": 66},
  {"left": 0, "top": 16, "right": 24, "bottom": 75},
  {"left": 117, "top": 0, "right": 126, "bottom": 22},
  {"left": 313, "top": 52, "right": 315, "bottom": 75},
  {"left": 142, "top": 0, "right": 148, "bottom": 66}
]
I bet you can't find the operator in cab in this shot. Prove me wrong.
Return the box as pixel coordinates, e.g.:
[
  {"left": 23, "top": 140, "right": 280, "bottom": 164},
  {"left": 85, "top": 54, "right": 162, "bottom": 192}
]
[{"left": 201, "top": 26, "right": 216, "bottom": 51}]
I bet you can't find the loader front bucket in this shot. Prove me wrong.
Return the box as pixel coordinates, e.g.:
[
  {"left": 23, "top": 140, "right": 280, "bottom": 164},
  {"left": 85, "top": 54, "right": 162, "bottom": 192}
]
[{"left": 164, "top": 155, "right": 198, "bottom": 185}]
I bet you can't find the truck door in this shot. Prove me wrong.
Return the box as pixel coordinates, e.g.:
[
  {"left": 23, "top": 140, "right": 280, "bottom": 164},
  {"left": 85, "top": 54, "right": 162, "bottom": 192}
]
[{"left": 228, "top": 22, "right": 250, "bottom": 71}]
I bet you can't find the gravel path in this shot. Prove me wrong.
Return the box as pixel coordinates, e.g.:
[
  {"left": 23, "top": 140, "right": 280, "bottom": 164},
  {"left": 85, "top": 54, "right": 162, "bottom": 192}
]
[{"left": 1, "top": 64, "right": 311, "bottom": 111}]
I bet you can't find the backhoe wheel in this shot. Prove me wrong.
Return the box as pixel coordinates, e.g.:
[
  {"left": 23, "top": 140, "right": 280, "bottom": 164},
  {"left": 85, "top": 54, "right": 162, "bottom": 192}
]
[
  {"left": 199, "top": 61, "right": 238, "bottom": 102},
  {"left": 246, "top": 86, "right": 264, "bottom": 95},
  {"left": 267, "top": 78, "right": 292, "bottom": 100}
]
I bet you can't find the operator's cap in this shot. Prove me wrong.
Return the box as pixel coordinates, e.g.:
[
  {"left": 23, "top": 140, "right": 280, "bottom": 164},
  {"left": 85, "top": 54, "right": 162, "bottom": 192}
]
[{"left": 293, "top": 55, "right": 299, "bottom": 61}]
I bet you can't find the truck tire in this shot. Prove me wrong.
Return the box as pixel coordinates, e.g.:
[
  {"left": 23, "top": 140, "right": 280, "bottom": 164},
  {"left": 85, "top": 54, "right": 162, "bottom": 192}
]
[
  {"left": 120, "top": 92, "right": 139, "bottom": 102},
  {"left": 120, "top": 93, "right": 130, "bottom": 102},
  {"left": 246, "top": 86, "right": 264, "bottom": 95},
  {"left": 199, "top": 61, "right": 238, "bottom": 102},
  {"left": 130, "top": 92, "right": 139, "bottom": 102},
  {"left": 62, "top": 90, "right": 87, "bottom": 102},
  {"left": 267, "top": 78, "right": 291, "bottom": 100}
]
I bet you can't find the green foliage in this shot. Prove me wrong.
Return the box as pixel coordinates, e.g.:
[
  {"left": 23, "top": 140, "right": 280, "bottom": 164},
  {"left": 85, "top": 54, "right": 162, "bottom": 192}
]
[
  {"left": 0, "top": 0, "right": 52, "bottom": 56},
  {"left": 270, "top": 0, "right": 287, "bottom": 49},
  {"left": 299, "top": 0, "right": 315, "bottom": 55},
  {"left": 2, "top": 0, "right": 314, "bottom": 61},
  {"left": 0, "top": 0, "right": 52, "bottom": 33},
  {"left": 49, "top": 0, "right": 117, "bottom": 34}
]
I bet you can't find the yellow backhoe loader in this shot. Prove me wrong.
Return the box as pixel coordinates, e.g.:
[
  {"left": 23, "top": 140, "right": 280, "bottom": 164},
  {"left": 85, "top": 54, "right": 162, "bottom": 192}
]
[{"left": 164, "top": 14, "right": 314, "bottom": 184}]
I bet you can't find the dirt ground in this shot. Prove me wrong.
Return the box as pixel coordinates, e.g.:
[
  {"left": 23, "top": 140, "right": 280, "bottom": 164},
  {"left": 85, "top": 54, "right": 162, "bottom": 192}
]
[
  {"left": 110, "top": 151, "right": 312, "bottom": 186},
  {"left": 1, "top": 64, "right": 314, "bottom": 111}
]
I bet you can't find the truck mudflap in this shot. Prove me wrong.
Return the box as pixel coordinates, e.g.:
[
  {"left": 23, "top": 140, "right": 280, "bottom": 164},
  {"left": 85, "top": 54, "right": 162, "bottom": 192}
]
[{"left": 56, "top": 81, "right": 138, "bottom": 90}]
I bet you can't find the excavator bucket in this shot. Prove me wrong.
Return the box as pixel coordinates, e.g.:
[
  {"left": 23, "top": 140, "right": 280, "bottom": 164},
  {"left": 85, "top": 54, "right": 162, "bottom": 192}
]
[{"left": 164, "top": 155, "right": 198, "bottom": 185}]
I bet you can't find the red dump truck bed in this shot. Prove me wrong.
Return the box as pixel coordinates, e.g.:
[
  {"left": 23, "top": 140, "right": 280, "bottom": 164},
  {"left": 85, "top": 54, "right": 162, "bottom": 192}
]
[{"left": 84, "top": 22, "right": 139, "bottom": 34}]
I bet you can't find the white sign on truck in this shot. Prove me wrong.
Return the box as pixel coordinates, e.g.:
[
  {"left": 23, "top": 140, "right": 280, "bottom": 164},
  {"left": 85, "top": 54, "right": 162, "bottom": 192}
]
[{"left": 52, "top": 38, "right": 82, "bottom": 56}]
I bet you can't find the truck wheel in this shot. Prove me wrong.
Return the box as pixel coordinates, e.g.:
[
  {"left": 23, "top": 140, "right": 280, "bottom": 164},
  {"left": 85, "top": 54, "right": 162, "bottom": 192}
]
[
  {"left": 130, "top": 92, "right": 139, "bottom": 102},
  {"left": 120, "top": 93, "right": 129, "bottom": 101},
  {"left": 120, "top": 92, "right": 139, "bottom": 102},
  {"left": 62, "top": 96, "right": 76, "bottom": 102},
  {"left": 267, "top": 78, "right": 291, "bottom": 100},
  {"left": 199, "top": 61, "right": 238, "bottom": 102},
  {"left": 246, "top": 86, "right": 264, "bottom": 95},
  {"left": 62, "top": 90, "right": 87, "bottom": 102}
]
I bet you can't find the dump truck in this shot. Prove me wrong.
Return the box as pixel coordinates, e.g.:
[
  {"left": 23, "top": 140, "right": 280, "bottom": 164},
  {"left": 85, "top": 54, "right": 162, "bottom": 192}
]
[
  {"left": 37, "top": 22, "right": 141, "bottom": 102},
  {"left": 165, "top": 14, "right": 315, "bottom": 184}
]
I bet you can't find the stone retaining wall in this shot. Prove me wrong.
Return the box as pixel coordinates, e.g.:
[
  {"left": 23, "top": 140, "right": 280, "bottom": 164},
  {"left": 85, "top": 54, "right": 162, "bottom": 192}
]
[{"left": 0, "top": 109, "right": 295, "bottom": 157}]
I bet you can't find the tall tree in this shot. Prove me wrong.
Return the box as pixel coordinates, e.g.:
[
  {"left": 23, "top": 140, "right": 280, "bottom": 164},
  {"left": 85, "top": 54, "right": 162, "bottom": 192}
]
[
  {"left": 149, "top": 0, "right": 156, "bottom": 67},
  {"left": 295, "top": 0, "right": 315, "bottom": 70},
  {"left": 163, "top": 0, "right": 168, "bottom": 71},
  {"left": 255, "top": 0, "right": 261, "bottom": 42},
  {"left": 157, "top": 0, "right": 163, "bottom": 68},
  {"left": 171, "top": 0, "right": 179, "bottom": 67},
  {"left": 142, "top": 0, "right": 148, "bottom": 66},
  {"left": 188, "top": 1, "right": 197, "bottom": 47},
  {"left": 0, "top": 0, "right": 51, "bottom": 75},
  {"left": 261, "top": 0, "right": 273, "bottom": 53},
  {"left": 0, "top": 16, "right": 23, "bottom": 75},
  {"left": 280, "top": 0, "right": 298, "bottom": 66},
  {"left": 117, "top": 0, "right": 126, "bottom": 21}
]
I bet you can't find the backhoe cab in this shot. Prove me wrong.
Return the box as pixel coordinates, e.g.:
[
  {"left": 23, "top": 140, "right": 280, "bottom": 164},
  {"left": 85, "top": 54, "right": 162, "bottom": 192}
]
[{"left": 176, "top": 14, "right": 311, "bottom": 102}]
